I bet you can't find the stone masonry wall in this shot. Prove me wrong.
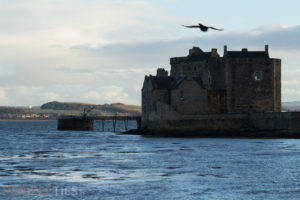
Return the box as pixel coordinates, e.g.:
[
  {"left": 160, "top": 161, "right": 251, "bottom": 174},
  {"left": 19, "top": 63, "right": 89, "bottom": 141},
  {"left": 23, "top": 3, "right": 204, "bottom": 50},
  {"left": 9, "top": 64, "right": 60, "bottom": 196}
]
[
  {"left": 170, "top": 78, "right": 207, "bottom": 115},
  {"left": 225, "top": 58, "right": 277, "bottom": 113},
  {"left": 273, "top": 59, "right": 281, "bottom": 111},
  {"left": 142, "top": 112, "right": 300, "bottom": 136}
]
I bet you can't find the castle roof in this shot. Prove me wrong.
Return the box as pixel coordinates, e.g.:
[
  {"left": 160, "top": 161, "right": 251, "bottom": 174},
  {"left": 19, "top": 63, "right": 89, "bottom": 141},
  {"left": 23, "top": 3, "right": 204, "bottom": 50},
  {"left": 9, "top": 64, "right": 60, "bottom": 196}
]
[
  {"left": 149, "top": 75, "right": 207, "bottom": 90},
  {"left": 149, "top": 76, "right": 175, "bottom": 90},
  {"left": 186, "top": 52, "right": 212, "bottom": 62},
  {"left": 172, "top": 75, "right": 206, "bottom": 89},
  {"left": 170, "top": 47, "right": 219, "bottom": 65}
]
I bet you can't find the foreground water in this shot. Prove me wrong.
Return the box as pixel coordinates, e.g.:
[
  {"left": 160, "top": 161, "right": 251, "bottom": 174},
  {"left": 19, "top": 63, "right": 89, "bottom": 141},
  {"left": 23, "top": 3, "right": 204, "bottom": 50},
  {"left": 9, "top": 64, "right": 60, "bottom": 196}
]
[{"left": 0, "top": 121, "right": 300, "bottom": 199}]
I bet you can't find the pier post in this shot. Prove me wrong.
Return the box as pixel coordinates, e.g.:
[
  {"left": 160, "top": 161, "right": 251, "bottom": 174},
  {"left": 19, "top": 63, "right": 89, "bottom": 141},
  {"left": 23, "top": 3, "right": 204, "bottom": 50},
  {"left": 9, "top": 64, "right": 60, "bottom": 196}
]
[
  {"left": 112, "top": 116, "right": 117, "bottom": 132},
  {"left": 101, "top": 120, "right": 105, "bottom": 131},
  {"left": 124, "top": 116, "right": 129, "bottom": 130}
]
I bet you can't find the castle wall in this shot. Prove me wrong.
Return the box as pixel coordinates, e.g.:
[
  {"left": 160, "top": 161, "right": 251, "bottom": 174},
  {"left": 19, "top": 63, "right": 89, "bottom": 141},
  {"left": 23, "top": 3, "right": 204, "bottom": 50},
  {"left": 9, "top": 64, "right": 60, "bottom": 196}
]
[
  {"left": 225, "top": 58, "right": 278, "bottom": 113},
  {"left": 170, "top": 61, "right": 207, "bottom": 78},
  {"left": 142, "top": 112, "right": 300, "bottom": 137},
  {"left": 207, "top": 90, "right": 226, "bottom": 113},
  {"left": 208, "top": 59, "right": 226, "bottom": 90},
  {"left": 142, "top": 77, "right": 156, "bottom": 121},
  {"left": 142, "top": 89, "right": 169, "bottom": 121},
  {"left": 170, "top": 78, "right": 207, "bottom": 115},
  {"left": 273, "top": 59, "right": 281, "bottom": 111}
]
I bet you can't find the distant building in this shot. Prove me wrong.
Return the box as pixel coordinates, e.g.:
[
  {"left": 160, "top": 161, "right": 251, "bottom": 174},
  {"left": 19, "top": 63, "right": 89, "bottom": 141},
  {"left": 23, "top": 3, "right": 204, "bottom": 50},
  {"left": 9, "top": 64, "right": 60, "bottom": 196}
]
[{"left": 141, "top": 46, "right": 283, "bottom": 133}]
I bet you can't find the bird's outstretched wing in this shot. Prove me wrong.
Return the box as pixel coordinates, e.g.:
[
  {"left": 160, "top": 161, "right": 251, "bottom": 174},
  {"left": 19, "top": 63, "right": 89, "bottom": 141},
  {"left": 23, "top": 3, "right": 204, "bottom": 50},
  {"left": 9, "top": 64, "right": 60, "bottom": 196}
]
[
  {"left": 182, "top": 25, "right": 199, "bottom": 28},
  {"left": 183, "top": 23, "right": 224, "bottom": 32},
  {"left": 207, "top": 26, "right": 224, "bottom": 31}
]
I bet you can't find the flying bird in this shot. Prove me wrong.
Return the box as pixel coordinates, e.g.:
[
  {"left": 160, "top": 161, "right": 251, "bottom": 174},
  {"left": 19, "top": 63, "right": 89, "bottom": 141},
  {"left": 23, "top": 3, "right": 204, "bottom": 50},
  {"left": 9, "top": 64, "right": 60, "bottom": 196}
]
[{"left": 182, "top": 23, "right": 224, "bottom": 32}]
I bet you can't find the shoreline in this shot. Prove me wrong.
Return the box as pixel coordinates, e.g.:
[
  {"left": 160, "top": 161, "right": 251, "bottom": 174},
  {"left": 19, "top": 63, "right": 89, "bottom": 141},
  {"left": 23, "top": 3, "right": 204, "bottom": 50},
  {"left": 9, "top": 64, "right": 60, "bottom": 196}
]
[
  {"left": 123, "top": 129, "right": 300, "bottom": 138},
  {"left": 0, "top": 119, "right": 56, "bottom": 122}
]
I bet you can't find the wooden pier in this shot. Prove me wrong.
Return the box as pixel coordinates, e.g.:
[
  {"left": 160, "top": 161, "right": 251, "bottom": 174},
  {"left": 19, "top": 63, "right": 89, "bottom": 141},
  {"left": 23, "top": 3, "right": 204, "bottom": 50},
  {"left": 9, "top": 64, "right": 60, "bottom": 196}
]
[{"left": 57, "top": 115, "right": 141, "bottom": 131}]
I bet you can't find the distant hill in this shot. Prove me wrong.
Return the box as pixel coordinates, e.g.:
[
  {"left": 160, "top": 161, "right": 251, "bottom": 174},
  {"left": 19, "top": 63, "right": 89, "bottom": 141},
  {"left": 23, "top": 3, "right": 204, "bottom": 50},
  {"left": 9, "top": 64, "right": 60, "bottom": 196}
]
[
  {"left": 40, "top": 101, "right": 141, "bottom": 115},
  {"left": 0, "top": 101, "right": 141, "bottom": 120},
  {"left": 0, "top": 106, "right": 28, "bottom": 114},
  {"left": 282, "top": 101, "right": 300, "bottom": 111}
]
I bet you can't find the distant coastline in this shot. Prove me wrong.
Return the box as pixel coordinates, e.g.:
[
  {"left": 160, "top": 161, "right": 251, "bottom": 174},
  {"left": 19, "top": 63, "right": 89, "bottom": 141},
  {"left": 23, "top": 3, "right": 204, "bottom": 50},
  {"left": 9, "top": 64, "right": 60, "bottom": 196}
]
[
  {"left": 0, "top": 119, "right": 56, "bottom": 122},
  {"left": 0, "top": 101, "right": 141, "bottom": 120}
]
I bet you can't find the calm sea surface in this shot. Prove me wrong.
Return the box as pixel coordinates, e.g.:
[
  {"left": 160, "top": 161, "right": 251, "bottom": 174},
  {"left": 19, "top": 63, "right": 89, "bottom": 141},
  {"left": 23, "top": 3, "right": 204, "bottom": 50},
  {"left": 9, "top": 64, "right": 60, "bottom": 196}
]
[{"left": 0, "top": 121, "right": 300, "bottom": 199}]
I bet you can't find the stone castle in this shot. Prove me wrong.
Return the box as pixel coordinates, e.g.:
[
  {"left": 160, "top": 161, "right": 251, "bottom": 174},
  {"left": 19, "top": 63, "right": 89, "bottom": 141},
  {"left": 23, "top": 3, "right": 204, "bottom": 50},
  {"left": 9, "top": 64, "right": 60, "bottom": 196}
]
[{"left": 140, "top": 45, "right": 296, "bottom": 136}]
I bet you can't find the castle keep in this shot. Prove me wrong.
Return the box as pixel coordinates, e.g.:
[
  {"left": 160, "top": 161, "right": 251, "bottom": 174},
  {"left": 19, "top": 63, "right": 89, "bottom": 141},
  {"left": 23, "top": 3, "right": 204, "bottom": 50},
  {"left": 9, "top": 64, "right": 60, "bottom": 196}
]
[
  {"left": 143, "top": 45, "right": 281, "bottom": 118},
  {"left": 140, "top": 46, "right": 296, "bottom": 136}
]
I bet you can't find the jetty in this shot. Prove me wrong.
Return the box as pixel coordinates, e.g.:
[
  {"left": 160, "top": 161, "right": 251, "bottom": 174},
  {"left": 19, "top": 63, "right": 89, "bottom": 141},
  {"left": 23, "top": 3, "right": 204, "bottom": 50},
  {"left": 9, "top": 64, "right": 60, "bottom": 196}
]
[{"left": 57, "top": 115, "right": 141, "bottom": 131}]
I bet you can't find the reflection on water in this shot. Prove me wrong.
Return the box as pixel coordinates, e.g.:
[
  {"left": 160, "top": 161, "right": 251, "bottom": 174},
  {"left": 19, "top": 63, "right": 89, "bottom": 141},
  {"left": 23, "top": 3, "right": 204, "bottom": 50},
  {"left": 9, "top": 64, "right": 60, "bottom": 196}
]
[{"left": 1, "top": 121, "right": 300, "bottom": 199}]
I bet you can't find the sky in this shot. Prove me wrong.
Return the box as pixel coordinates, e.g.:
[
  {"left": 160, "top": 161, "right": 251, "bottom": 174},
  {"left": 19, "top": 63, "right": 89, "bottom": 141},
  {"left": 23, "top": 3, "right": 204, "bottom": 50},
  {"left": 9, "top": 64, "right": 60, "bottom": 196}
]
[{"left": 1, "top": 0, "right": 300, "bottom": 106}]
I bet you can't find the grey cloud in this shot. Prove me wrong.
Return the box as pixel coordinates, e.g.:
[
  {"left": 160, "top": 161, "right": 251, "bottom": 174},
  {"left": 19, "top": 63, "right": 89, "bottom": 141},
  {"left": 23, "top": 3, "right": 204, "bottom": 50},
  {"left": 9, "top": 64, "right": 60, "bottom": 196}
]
[
  {"left": 2, "top": 24, "right": 300, "bottom": 106},
  {"left": 71, "top": 25, "right": 300, "bottom": 61},
  {"left": 204, "top": 26, "right": 300, "bottom": 50},
  {"left": 53, "top": 66, "right": 93, "bottom": 73}
]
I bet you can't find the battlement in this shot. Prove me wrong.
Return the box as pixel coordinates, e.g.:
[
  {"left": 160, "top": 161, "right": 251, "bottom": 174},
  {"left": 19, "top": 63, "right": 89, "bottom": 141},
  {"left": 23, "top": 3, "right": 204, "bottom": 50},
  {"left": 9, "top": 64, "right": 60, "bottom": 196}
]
[{"left": 223, "top": 45, "right": 269, "bottom": 58}]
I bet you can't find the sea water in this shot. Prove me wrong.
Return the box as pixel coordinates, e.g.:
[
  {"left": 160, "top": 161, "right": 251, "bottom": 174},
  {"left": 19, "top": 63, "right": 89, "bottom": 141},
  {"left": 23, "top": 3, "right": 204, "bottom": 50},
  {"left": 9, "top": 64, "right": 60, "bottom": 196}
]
[{"left": 0, "top": 121, "right": 300, "bottom": 199}]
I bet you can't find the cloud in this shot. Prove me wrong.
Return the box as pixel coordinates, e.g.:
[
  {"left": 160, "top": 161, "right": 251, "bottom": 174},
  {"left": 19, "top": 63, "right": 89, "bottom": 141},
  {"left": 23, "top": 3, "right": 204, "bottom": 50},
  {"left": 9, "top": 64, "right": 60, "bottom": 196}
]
[
  {"left": 1, "top": 1, "right": 300, "bottom": 106},
  {"left": 69, "top": 25, "right": 300, "bottom": 77},
  {"left": 70, "top": 25, "right": 300, "bottom": 103},
  {"left": 72, "top": 25, "right": 300, "bottom": 59},
  {"left": 2, "top": 24, "right": 300, "bottom": 106},
  {"left": 84, "top": 86, "right": 129, "bottom": 103},
  {"left": 85, "top": 91, "right": 102, "bottom": 101},
  {"left": 43, "top": 92, "right": 60, "bottom": 101},
  {"left": 0, "top": 87, "right": 9, "bottom": 102}
]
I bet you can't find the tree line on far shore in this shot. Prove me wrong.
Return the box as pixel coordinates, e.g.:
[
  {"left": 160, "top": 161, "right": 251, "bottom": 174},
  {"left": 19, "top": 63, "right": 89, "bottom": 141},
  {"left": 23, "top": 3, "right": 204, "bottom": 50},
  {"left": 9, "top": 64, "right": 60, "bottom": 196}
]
[{"left": 0, "top": 101, "right": 141, "bottom": 120}]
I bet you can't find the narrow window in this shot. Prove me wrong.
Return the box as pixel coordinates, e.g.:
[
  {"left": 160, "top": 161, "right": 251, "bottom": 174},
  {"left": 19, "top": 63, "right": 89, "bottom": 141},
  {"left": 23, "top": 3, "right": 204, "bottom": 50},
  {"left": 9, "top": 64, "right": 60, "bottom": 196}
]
[
  {"left": 254, "top": 71, "right": 262, "bottom": 81},
  {"left": 219, "top": 96, "right": 224, "bottom": 104}
]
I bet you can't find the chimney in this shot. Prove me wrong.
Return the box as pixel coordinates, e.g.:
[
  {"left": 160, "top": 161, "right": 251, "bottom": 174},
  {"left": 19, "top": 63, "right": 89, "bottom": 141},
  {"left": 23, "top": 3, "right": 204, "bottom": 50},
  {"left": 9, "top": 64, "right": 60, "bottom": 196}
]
[
  {"left": 189, "top": 46, "right": 202, "bottom": 55},
  {"left": 265, "top": 45, "right": 269, "bottom": 53},
  {"left": 211, "top": 48, "right": 219, "bottom": 57},
  {"left": 156, "top": 68, "right": 168, "bottom": 77},
  {"left": 224, "top": 45, "right": 227, "bottom": 55}
]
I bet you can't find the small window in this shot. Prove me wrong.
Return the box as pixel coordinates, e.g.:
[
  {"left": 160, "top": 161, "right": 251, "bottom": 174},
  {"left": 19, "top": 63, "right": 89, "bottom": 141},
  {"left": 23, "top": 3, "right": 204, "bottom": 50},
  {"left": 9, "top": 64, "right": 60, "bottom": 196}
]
[
  {"left": 254, "top": 71, "right": 262, "bottom": 81},
  {"left": 219, "top": 96, "right": 224, "bottom": 104}
]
